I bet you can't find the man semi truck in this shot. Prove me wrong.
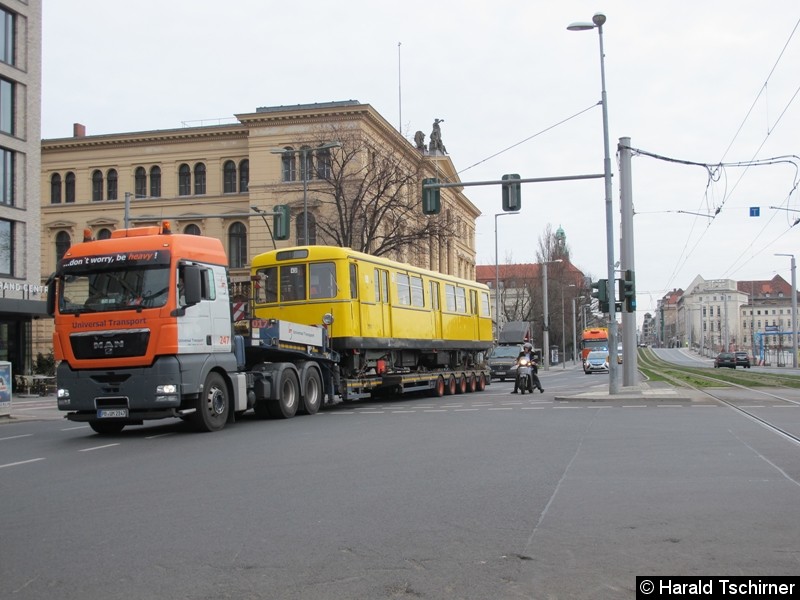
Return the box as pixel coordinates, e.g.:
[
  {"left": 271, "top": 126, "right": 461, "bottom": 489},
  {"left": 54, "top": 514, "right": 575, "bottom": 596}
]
[{"left": 48, "top": 223, "right": 492, "bottom": 434}]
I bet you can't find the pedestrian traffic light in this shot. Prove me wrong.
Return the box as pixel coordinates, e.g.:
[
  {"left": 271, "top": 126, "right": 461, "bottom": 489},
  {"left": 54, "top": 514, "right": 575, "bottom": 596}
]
[
  {"left": 422, "top": 178, "right": 441, "bottom": 214},
  {"left": 622, "top": 269, "right": 636, "bottom": 313},
  {"left": 501, "top": 174, "right": 521, "bottom": 211},
  {"left": 591, "top": 278, "right": 609, "bottom": 313},
  {"left": 273, "top": 204, "right": 290, "bottom": 240}
]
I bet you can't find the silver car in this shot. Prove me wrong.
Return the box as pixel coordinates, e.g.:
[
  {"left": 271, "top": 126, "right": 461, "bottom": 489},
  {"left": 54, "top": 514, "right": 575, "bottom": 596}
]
[{"left": 584, "top": 350, "right": 610, "bottom": 374}]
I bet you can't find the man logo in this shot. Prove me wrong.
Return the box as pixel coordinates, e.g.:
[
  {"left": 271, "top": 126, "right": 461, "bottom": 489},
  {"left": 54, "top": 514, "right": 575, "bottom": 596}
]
[{"left": 94, "top": 340, "right": 124, "bottom": 355}]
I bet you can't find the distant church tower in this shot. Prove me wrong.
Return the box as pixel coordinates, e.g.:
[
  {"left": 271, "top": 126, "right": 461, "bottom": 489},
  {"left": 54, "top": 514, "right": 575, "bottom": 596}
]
[{"left": 555, "top": 224, "right": 567, "bottom": 257}]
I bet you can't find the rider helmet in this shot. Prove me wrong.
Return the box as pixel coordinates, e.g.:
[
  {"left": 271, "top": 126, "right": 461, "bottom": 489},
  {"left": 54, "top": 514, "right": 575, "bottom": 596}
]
[{"left": 523, "top": 342, "right": 532, "bottom": 349}]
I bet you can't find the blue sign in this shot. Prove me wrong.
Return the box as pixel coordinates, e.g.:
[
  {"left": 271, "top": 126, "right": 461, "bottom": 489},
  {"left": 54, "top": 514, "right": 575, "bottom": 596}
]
[{"left": 750, "top": 207, "right": 760, "bottom": 217}]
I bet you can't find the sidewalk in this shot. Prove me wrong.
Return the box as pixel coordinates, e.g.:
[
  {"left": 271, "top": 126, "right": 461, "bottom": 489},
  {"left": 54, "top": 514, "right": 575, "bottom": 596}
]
[{"left": 0, "top": 393, "right": 62, "bottom": 423}]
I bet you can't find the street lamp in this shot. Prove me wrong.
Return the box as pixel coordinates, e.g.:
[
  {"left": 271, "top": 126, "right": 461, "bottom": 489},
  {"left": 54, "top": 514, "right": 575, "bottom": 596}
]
[
  {"left": 775, "top": 253, "right": 798, "bottom": 369},
  {"left": 494, "top": 212, "right": 519, "bottom": 341},
  {"left": 270, "top": 141, "right": 341, "bottom": 245},
  {"left": 568, "top": 12, "right": 619, "bottom": 393},
  {"left": 542, "top": 259, "right": 562, "bottom": 370},
  {"left": 572, "top": 294, "right": 586, "bottom": 364}
]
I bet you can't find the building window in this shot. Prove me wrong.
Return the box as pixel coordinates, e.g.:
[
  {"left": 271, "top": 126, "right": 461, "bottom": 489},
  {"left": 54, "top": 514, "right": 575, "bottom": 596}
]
[
  {"left": 97, "top": 228, "right": 112, "bottom": 240},
  {"left": 178, "top": 163, "right": 191, "bottom": 196},
  {"left": 316, "top": 147, "right": 332, "bottom": 179},
  {"left": 134, "top": 167, "right": 147, "bottom": 198},
  {"left": 0, "top": 77, "right": 12, "bottom": 135},
  {"left": 228, "top": 222, "right": 247, "bottom": 268},
  {"left": 92, "top": 170, "right": 103, "bottom": 201},
  {"left": 223, "top": 160, "right": 236, "bottom": 193},
  {"left": 106, "top": 169, "right": 118, "bottom": 200},
  {"left": 194, "top": 163, "right": 206, "bottom": 195},
  {"left": 50, "top": 173, "right": 62, "bottom": 204},
  {"left": 55, "top": 230, "right": 71, "bottom": 264},
  {"left": 65, "top": 172, "right": 75, "bottom": 203},
  {"left": 281, "top": 148, "right": 296, "bottom": 182},
  {"left": 0, "top": 219, "right": 11, "bottom": 275},
  {"left": 0, "top": 147, "right": 12, "bottom": 206},
  {"left": 184, "top": 224, "right": 201, "bottom": 236},
  {"left": 150, "top": 166, "right": 161, "bottom": 198},
  {"left": 239, "top": 159, "right": 249, "bottom": 192},
  {"left": 0, "top": 8, "right": 13, "bottom": 66},
  {"left": 295, "top": 212, "right": 316, "bottom": 245},
  {"left": 299, "top": 146, "right": 312, "bottom": 181}
]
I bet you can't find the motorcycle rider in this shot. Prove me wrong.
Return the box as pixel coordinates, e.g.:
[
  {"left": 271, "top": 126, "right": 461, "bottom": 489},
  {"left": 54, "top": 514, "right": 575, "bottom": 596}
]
[{"left": 511, "top": 342, "right": 544, "bottom": 394}]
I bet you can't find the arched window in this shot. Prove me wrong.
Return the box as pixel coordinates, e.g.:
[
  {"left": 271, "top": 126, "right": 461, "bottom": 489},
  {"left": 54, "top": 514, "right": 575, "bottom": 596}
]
[
  {"left": 92, "top": 170, "right": 103, "bottom": 201},
  {"left": 223, "top": 160, "right": 237, "bottom": 194},
  {"left": 55, "top": 231, "right": 71, "bottom": 262},
  {"left": 194, "top": 163, "right": 206, "bottom": 195},
  {"left": 281, "top": 147, "right": 296, "bottom": 182},
  {"left": 50, "top": 173, "right": 61, "bottom": 204},
  {"left": 299, "top": 146, "right": 313, "bottom": 182},
  {"left": 65, "top": 172, "right": 75, "bottom": 203},
  {"left": 295, "top": 211, "right": 317, "bottom": 246},
  {"left": 106, "top": 169, "right": 118, "bottom": 200},
  {"left": 184, "top": 224, "right": 201, "bottom": 236},
  {"left": 316, "top": 147, "right": 332, "bottom": 179},
  {"left": 97, "top": 228, "right": 112, "bottom": 240},
  {"left": 150, "top": 166, "right": 161, "bottom": 198},
  {"left": 134, "top": 167, "right": 147, "bottom": 198},
  {"left": 239, "top": 159, "right": 249, "bottom": 192},
  {"left": 178, "top": 164, "right": 191, "bottom": 196},
  {"left": 228, "top": 222, "right": 247, "bottom": 269}
]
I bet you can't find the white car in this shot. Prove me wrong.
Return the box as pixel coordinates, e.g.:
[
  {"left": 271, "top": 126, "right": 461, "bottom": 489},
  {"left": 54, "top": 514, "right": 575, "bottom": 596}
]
[{"left": 584, "top": 350, "right": 610, "bottom": 374}]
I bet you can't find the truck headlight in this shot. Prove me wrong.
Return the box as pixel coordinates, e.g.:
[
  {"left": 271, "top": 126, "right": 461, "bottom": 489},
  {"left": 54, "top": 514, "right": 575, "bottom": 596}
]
[{"left": 155, "top": 384, "right": 179, "bottom": 403}]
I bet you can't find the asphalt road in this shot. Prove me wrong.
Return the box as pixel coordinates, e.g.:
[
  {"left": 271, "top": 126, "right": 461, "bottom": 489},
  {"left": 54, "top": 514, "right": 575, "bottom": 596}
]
[{"left": 2, "top": 364, "right": 799, "bottom": 599}]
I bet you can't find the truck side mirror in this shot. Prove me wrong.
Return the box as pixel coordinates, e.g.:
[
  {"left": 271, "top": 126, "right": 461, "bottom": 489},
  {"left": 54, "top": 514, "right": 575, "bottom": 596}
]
[
  {"left": 181, "top": 265, "right": 202, "bottom": 306},
  {"left": 46, "top": 274, "right": 56, "bottom": 316}
]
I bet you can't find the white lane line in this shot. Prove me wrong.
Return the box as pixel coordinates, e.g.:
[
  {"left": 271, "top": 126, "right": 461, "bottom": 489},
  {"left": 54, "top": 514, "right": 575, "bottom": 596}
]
[
  {"left": 454, "top": 408, "right": 479, "bottom": 412},
  {"left": 61, "top": 425, "right": 89, "bottom": 431},
  {"left": 0, "top": 458, "right": 46, "bottom": 469},
  {"left": 423, "top": 409, "right": 448, "bottom": 413},
  {"left": 0, "top": 434, "right": 33, "bottom": 441},
  {"left": 78, "top": 443, "right": 120, "bottom": 452}
]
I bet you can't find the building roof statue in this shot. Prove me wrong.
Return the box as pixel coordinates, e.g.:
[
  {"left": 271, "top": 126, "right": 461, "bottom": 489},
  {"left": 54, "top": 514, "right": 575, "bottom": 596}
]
[{"left": 429, "top": 118, "right": 447, "bottom": 154}]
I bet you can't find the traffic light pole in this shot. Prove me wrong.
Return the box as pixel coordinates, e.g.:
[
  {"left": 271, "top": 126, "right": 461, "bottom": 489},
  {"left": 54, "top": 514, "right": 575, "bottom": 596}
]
[{"left": 619, "top": 138, "right": 638, "bottom": 386}]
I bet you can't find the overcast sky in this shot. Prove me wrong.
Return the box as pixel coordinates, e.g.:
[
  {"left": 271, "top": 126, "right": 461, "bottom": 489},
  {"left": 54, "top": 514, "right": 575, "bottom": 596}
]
[{"left": 42, "top": 1, "right": 800, "bottom": 321}]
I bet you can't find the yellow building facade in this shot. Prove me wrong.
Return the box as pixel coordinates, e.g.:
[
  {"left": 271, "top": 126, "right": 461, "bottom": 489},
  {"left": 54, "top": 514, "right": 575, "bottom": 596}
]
[{"left": 38, "top": 101, "right": 481, "bottom": 354}]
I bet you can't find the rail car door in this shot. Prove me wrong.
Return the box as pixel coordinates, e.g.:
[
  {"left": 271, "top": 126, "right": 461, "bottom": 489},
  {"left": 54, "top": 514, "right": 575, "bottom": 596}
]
[
  {"left": 376, "top": 268, "right": 390, "bottom": 337},
  {"left": 430, "top": 281, "right": 442, "bottom": 339}
]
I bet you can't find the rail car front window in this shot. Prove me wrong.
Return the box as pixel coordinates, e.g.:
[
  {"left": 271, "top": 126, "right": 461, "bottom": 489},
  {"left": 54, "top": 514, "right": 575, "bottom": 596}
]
[
  {"left": 58, "top": 251, "right": 171, "bottom": 314},
  {"left": 255, "top": 262, "right": 337, "bottom": 303},
  {"left": 309, "top": 262, "right": 336, "bottom": 299}
]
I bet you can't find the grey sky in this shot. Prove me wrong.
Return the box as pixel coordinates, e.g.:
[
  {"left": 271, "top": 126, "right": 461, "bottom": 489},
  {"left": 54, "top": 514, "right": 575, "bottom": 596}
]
[{"left": 42, "top": 1, "right": 800, "bottom": 319}]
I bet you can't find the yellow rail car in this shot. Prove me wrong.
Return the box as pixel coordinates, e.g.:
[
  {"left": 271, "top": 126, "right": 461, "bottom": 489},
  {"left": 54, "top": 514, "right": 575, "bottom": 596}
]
[{"left": 251, "top": 246, "right": 493, "bottom": 378}]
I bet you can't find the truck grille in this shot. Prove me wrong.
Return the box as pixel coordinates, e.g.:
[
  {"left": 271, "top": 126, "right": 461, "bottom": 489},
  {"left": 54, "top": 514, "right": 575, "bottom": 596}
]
[{"left": 70, "top": 329, "right": 150, "bottom": 359}]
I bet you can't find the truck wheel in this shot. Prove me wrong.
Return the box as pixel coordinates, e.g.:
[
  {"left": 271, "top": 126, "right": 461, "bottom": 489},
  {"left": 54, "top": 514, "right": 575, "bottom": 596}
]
[
  {"left": 431, "top": 375, "right": 446, "bottom": 397},
  {"left": 445, "top": 374, "right": 457, "bottom": 395},
  {"left": 192, "top": 372, "right": 229, "bottom": 432},
  {"left": 89, "top": 421, "right": 125, "bottom": 435},
  {"left": 467, "top": 373, "right": 477, "bottom": 393},
  {"left": 477, "top": 373, "right": 487, "bottom": 391},
  {"left": 267, "top": 369, "right": 299, "bottom": 419},
  {"left": 456, "top": 374, "right": 467, "bottom": 394},
  {"left": 300, "top": 368, "right": 322, "bottom": 415}
]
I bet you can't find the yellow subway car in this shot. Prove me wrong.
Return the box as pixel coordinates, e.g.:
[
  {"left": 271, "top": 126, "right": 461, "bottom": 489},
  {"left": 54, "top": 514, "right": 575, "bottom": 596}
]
[{"left": 251, "top": 246, "right": 493, "bottom": 378}]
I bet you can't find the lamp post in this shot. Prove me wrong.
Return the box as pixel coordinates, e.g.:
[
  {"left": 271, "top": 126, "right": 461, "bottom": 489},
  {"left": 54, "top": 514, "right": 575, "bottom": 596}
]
[
  {"left": 494, "top": 212, "right": 519, "bottom": 341},
  {"left": 270, "top": 141, "right": 340, "bottom": 245},
  {"left": 573, "top": 295, "right": 586, "bottom": 363},
  {"left": 568, "top": 12, "right": 618, "bottom": 393},
  {"left": 541, "top": 259, "right": 562, "bottom": 370},
  {"left": 561, "top": 283, "right": 577, "bottom": 369},
  {"left": 776, "top": 253, "right": 798, "bottom": 369}
]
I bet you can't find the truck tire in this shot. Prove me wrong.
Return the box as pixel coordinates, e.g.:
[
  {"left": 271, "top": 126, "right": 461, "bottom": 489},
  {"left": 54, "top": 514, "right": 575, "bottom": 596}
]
[
  {"left": 300, "top": 368, "right": 322, "bottom": 415},
  {"left": 445, "top": 374, "right": 457, "bottom": 395},
  {"left": 89, "top": 421, "right": 126, "bottom": 435},
  {"left": 266, "top": 369, "right": 299, "bottom": 419},
  {"left": 467, "top": 373, "right": 477, "bottom": 393},
  {"left": 477, "top": 373, "right": 487, "bottom": 391},
  {"left": 191, "top": 371, "right": 229, "bottom": 432},
  {"left": 456, "top": 373, "right": 467, "bottom": 394},
  {"left": 431, "top": 375, "right": 446, "bottom": 397}
]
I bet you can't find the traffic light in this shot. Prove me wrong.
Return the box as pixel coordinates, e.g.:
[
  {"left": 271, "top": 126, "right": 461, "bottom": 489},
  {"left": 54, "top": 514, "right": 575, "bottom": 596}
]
[
  {"left": 622, "top": 269, "right": 636, "bottom": 313},
  {"left": 422, "top": 178, "right": 441, "bottom": 214},
  {"left": 273, "top": 204, "right": 290, "bottom": 240},
  {"left": 591, "top": 278, "right": 609, "bottom": 313},
  {"left": 501, "top": 174, "right": 521, "bottom": 211}
]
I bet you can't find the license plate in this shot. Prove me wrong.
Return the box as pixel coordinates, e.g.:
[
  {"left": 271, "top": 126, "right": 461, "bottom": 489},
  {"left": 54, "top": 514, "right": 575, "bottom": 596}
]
[{"left": 97, "top": 408, "right": 128, "bottom": 419}]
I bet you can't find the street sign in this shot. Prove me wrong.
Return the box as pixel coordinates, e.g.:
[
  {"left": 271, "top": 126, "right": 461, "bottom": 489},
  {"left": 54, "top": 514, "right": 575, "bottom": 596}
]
[{"left": 750, "top": 207, "right": 760, "bottom": 217}]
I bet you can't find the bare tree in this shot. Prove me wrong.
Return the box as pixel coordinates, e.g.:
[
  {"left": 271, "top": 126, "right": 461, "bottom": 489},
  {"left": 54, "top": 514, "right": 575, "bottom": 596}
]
[{"left": 306, "top": 127, "right": 453, "bottom": 258}]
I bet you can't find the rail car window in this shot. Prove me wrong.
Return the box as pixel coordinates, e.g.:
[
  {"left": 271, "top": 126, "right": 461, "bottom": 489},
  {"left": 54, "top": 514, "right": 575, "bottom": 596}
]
[
  {"left": 445, "top": 284, "right": 456, "bottom": 312},
  {"left": 430, "top": 281, "right": 440, "bottom": 310},
  {"left": 281, "top": 264, "right": 306, "bottom": 301},
  {"left": 470, "top": 290, "right": 477, "bottom": 314},
  {"left": 480, "top": 291, "right": 490, "bottom": 316},
  {"left": 410, "top": 275, "right": 424, "bottom": 307},
  {"left": 349, "top": 264, "right": 358, "bottom": 299},
  {"left": 254, "top": 266, "right": 278, "bottom": 303},
  {"left": 374, "top": 268, "right": 389, "bottom": 303},
  {"left": 397, "top": 273, "right": 411, "bottom": 305},
  {"left": 309, "top": 262, "right": 336, "bottom": 299},
  {"left": 455, "top": 287, "right": 467, "bottom": 313},
  {"left": 374, "top": 269, "right": 381, "bottom": 302}
]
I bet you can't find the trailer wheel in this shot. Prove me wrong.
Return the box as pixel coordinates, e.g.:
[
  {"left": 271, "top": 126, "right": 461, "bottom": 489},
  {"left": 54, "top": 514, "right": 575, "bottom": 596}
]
[
  {"left": 191, "top": 371, "right": 230, "bottom": 432},
  {"left": 300, "top": 368, "right": 322, "bottom": 415},
  {"left": 445, "top": 374, "right": 457, "bottom": 395},
  {"left": 267, "top": 369, "right": 299, "bottom": 419},
  {"left": 467, "top": 373, "right": 477, "bottom": 393},
  {"left": 431, "top": 375, "right": 446, "bottom": 397},
  {"left": 477, "top": 373, "right": 487, "bottom": 391},
  {"left": 456, "top": 373, "right": 467, "bottom": 394},
  {"left": 89, "top": 421, "right": 125, "bottom": 435}
]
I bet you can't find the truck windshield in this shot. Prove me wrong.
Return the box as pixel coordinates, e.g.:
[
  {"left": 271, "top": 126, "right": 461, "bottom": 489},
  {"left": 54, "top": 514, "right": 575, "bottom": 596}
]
[{"left": 60, "top": 266, "right": 171, "bottom": 314}]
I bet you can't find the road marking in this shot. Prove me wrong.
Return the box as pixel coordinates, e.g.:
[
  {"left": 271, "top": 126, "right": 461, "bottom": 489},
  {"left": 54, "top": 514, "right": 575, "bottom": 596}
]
[
  {"left": 61, "top": 425, "right": 89, "bottom": 431},
  {"left": 488, "top": 407, "right": 513, "bottom": 411},
  {"left": 423, "top": 409, "right": 448, "bottom": 413},
  {"left": 0, "top": 434, "right": 33, "bottom": 441},
  {"left": 145, "top": 433, "right": 175, "bottom": 439},
  {"left": 454, "top": 408, "right": 479, "bottom": 412},
  {"left": 78, "top": 443, "right": 120, "bottom": 452},
  {"left": 0, "top": 458, "right": 46, "bottom": 469}
]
